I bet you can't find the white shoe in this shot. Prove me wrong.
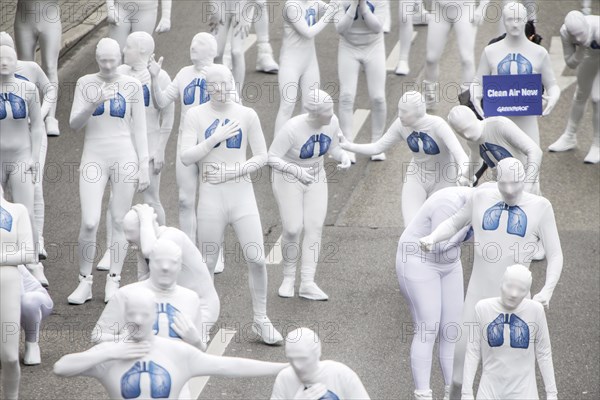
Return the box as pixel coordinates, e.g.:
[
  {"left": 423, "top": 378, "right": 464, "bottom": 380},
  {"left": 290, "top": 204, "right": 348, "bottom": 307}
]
[
  {"left": 371, "top": 152, "right": 386, "bottom": 161},
  {"left": 548, "top": 132, "right": 577, "bottom": 152},
  {"left": 256, "top": 43, "right": 279, "bottom": 74},
  {"left": 395, "top": 60, "right": 410, "bottom": 76},
  {"left": 24, "top": 341, "right": 41, "bottom": 365},
  {"left": 68, "top": 275, "right": 93, "bottom": 305},
  {"left": 26, "top": 263, "right": 49, "bottom": 287},
  {"left": 38, "top": 236, "right": 47, "bottom": 261},
  {"left": 299, "top": 281, "right": 329, "bottom": 301},
  {"left": 412, "top": 11, "right": 430, "bottom": 26},
  {"left": 584, "top": 144, "right": 600, "bottom": 164},
  {"left": 105, "top": 274, "right": 121, "bottom": 303},
  {"left": 278, "top": 277, "right": 295, "bottom": 298},
  {"left": 347, "top": 151, "right": 356, "bottom": 164},
  {"left": 45, "top": 116, "right": 60, "bottom": 137},
  {"left": 414, "top": 389, "right": 433, "bottom": 400},
  {"left": 96, "top": 249, "right": 111, "bottom": 271},
  {"left": 252, "top": 316, "right": 283, "bottom": 345}
]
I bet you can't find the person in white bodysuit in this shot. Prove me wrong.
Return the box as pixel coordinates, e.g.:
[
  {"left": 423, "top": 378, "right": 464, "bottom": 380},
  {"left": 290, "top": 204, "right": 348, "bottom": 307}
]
[
  {"left": 463, "top": 264, "right": 557, "bottom": 400},
  {"left": 0, "top": 32, "right": 52, "bottom": 284},
  {"left": 274, "top": 0, "right": 337, "bottom": 135},
  {"left": 180, "top": 64, "right": 283, "bottom": 345},
  {"left": 548, "top": 10, "right": 600, "bottom": 164},
  {"left": 471, "top": 2, "right": 560, "bottom": 146},
  {"left": 250, "top": 0, "right": 280, "bottom": 73},
  {"left": 0, "top": 45, "right": 43, "bottom": 262},
  {"left": 96, "top": 31, "right": 174, "bottom": 271},
  {"left": 0, "top": 185, "right": 36, "bottom": 400},
  {"left": 447, "top": 105, "right": 542, "bottom": 194},
  {"left": 335, "top": 0, "right": 387, "bottom": 162},
  {"left": 18, "top": 264, "right": 53, "bottom": 366},
  {"left": 419, "top": 158, "right": 563, "bottom": 400},
  {"left": 271, "top": 327, "right": 370, "bottom": 399},
  {"left": 422, "top": 0, "right": 489, "bottom": 110},
  {"left": 106, "top": 0, "right": 172, "bottom": 50},
  {"left": 394, "top": 1, "right": 415, "bottom": 75},
  {"left": 13, "top": 0, "right": 60, "bottom": 136},
  {"left": 54, "top": 288, "right": 288, "bottom": 400},
  {"left": 269, "top": 90, "right": 351, "bottom": 301},
  {"left": 397, "top": 186, "right": 473, "bottom": 400},
  {"left": 340, "top": 91, "right": 470, "bottom": 226},
  {"left": 67, "top": 38, "right": 149, "bottom": 305},
  {"left": 122, "top": 203, "right": 220, "bottom": 331}
]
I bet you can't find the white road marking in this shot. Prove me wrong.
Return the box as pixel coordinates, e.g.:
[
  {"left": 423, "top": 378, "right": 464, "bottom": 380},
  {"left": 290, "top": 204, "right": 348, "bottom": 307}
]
[
  {"left": 549, "top": 36, "right": 577, "bottom": 91},
  {"left": 244, "top": 34, "right": 257, "bottom": 52},
  {"left": 266, "top": 235, "right": 283, "bottom": 265},
  {"left": 386, "top": 31, "right": 418, "bottom": 72}
]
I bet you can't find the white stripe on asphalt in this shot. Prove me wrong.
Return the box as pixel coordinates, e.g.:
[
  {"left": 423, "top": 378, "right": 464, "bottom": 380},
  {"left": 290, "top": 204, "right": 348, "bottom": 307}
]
[
  {"left": 244, "top": 34, "right": 257, "bottom": 52},
  {"left": 187, "top": 329, "right": 238, "bottom": 398},
  {"left": 267, "top": 235, "right": 283, "bottom": 265},
  {"left": 549, "top": 36, "right": 577, "bottom": 91},
  {"left": 386, "top": 31, "right": 418, "bottom": 72}
]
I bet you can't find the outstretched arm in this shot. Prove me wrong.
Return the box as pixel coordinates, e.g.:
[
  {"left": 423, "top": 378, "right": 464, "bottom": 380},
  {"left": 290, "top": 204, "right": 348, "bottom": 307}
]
[
  {"left": 189, "top": 351, "right": 287, "bottom": 378},
  {"left": 149, "top": 57, "right": 180, "bottom": 109},
  {"left": 339, "top": 118, "right": 404, "bottom": 155}
]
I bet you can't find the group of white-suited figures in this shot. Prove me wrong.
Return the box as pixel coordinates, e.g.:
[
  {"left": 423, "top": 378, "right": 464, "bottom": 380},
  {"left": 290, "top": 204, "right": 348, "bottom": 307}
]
[{"left": 1, "top": 0, "right": 598, "bottom": 399}]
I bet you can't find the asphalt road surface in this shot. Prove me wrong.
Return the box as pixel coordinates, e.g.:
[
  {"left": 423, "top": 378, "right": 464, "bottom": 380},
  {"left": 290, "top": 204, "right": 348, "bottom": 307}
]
[{"left": 4, "top": 1, "right": 599, "bottom": 399}]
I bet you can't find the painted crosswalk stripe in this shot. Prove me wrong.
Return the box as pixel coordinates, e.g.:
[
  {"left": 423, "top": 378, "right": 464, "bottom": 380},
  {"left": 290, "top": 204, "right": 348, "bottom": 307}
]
[{"left": 386, "top": 31, "right": 418, "bottom": 72}]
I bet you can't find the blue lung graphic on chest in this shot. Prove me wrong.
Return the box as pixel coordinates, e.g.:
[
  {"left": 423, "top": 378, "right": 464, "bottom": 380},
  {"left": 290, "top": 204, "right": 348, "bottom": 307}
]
[
  {"left": 346, "top": 0, "right": 375, "bottom": 20},
  {"left": 93, "top": 93, "right": 126, "bottom": 118},
  {"left": 487, "top": 313, "right": 529, "bottom": 349},
  {"left": 305, "top": 7, "right": 317, "bottom": 26},
  {"left": 14, "top": 74, "right": 29, "bottom": 81},
  {"left": 0, "top": 206, "right": 13, "bottom": 232},
  {"left": 482, "top": 201, "right": 527, "bottom": 237},
  {"left": 0, "top": 93, "right": 27, "bottom": 120},
  {"left": 319, "top": 390, "right": 340, "bottom": 400},
  {"left": 153, "top": 303, "right": 182, "bottom": 338},
  {"left": 406, "top": 131, "right": 440, "bottom": 155},
  {"left": 143, "top": 84, "right": 150, "bottom": 107},
  {"left": 121, "top": 360, "right": 171, "bottom": 399},
  {"left": 205, "top": 118, "right": 243, "bottom": 149},
  {"left": 300, "top": 133, "right": 331, "bottom": 159},
  {"left": 498, "top": 53, "right": 533, "bottom": 75},
  {"left": 183, "top": 78, "right": 210, "bottom": 105},
  {"left": 590, "top": 40, "right": 600, "bottom": 50},
  {"left": 479, "top": 142, "right": 513, "bottom": 168}
]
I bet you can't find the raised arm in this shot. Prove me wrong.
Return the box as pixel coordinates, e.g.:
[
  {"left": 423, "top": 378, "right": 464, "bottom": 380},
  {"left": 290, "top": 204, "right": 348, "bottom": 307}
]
[
  {"left": 149, "top": 57, "right": 179, "bottom": 109},
  {"left": 69, "top": 78, "right": 104, "bottom": 131},
  {"left": 153, "top": 71, "right": 175, "bottom": 174},
  {"left": 0, "top": 204, "right": 36, "bottom": 266},
  {"left": 340, "top": 118, "right": 404, "bottom": 155},
  {"left": 335, "top": 0, "right": 358, "bottom": 34},
  {"left": 189, "top": 351, "right": 287, "bottom": 379},
  {"left": 532, "top": 202, "right": 563, "bottom": 308},
  {"left": 358, "top": 0, "right": 384, "bottom": 33},
  {"left": 461, "top": 305, "right": 483, "bottom": 400},
  {"left": 534, "top": 304, "right": 558, "bottom": 400},
  {"left": 284, "top": 0, "right": 335, "bottom": 40}
]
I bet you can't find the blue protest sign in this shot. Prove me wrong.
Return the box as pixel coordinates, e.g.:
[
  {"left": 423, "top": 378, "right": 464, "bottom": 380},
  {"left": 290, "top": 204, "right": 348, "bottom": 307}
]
[{"left": 483, "top": 74, "right": 542, "bottom": 117}]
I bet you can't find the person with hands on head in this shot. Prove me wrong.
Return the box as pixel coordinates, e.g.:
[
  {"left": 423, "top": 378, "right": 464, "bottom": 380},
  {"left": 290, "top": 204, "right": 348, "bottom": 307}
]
[
  {"left": 462, "top": 264, "right": 557, "bottom": 400},
  {"left": 340, "top": 91, "right": 470, "bottom": 226},
  {"left": 419, "top": 158, "right": 563, "bottom": 400},
  {"left": 55, "top": 287, "right": 288, "bottom": 400},
  {"left": 180, "top": 64, "right": 283, "bottom": 345},
  {"left": 269, "top": 89, "right": 351, "bottom": 301},
  {"left": 447, "top": 105, "right": 543, "bottom": 194},
  {"left": 106, "top": 0, "right": 172, "bottom": 50},
  {"left": 548, "top": 10, "right": 600, "bottom": 164},
  {"left": 122, "top": 203, "right": 220, "bottom": 332},
  {"left": 470, "top": 2, "right": 560, "bottom": 145},
  {"left": 271, "top": 327, "right": 370, "bottom": 399},
  {"left": 274, "top": 0, "right": 338, "bottom": 134},
  {"left": 67, "top": 38, "right": 149, "bottom": 306}
]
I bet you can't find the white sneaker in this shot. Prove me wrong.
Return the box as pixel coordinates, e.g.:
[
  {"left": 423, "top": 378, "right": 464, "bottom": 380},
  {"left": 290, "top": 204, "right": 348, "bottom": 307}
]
[
  {"left": 96, "top": 249, "right": 111, "bottom": 271},
  {"left": 395, "top": 60, "right": 410, "bottom": 76},
  {"left": 252, "top": 316, "right": 283, "bottom": 345},
  {"left": 38, "top": 236, "right": 47, "bottom": 261},
  {"left": 299, "top": 281, "right": 329, "bottom": 301},
  {"left": 278, "top": 277, "right": 295, "bottom": 298},
  {"left": 347, "top": 151, "right": 356, "bottom": 164},
  {"left": 414, "top": 389, "right": 433, "bottom": 400},
  {"left": 105, "top": 274, "right": 121, "bottom": 303},
  {"left": 371, "top": 152, "right": 386, "bottom": 161},
  {"left": 26, "top": 263, "right": 49, "bottom": 287},
  {"left": 256, "top": 43, "right": 279, "bottom": 74},
  {"left": 584, "top": 144, "right": 600, "bottom": 164},
  {"left": 548, "top": 132, "right": 577, "bottom": 152},
  {"left": 24, "top": 341, "right": 41, "bottom": 365},
  {"left": 412, "top": 11, "right": 430, "bottom": 26},
  {"left": 68, "top": 275, "right": 93, "bottom": 305},
  {"left": 45, "top": 116, "right": 60, "bottom": 137}
]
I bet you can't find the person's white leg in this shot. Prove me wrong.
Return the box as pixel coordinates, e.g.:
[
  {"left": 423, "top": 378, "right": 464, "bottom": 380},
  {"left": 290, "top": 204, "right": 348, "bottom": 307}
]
[
  {"left": 13, "top": 16, "right": 37, "bottom": 60},
  {"left": 585, "top": 68, "right": 600, "bottom": 164},
  {"left": 364, "top": 38, "right": 387, "bottom": 158},
  {"left": 131, "top": 6, "right": 158, "bottom": 34},
  {"left": 274, "top": 61, "right": 302, "bottom": 134},
  {"left": 337, "top": 41, "right": 361, "bottom": 141},
  {"left": 299, "top": 173, "right": 328, "bottom": 300},
  {"left": 452, "top": 11, "right": 476, "bottom": 89},
  {"left": 582, "top": 0, "right": 592, "bottom": 14},
  {"left": 396, "top": 0, "right": 415, "bottom": 75},
  {"left": 109, "top": 3, "right": 132, "bottom": 50},
  {"left": 382, "top": 0, "right": 391, "bottom": 33},
  {"left": 438, "top": 264, "right": 464, "bottom": 391},
  {"left": 144, "top": 160, "right": 166, "bottom": 225},
  {"left": 230, "top": 26, "right": 247, "bottom": 89},
  {"left": 176, "top": 149, "right": 198, "bottom": 242},
  {"left": 38, "top": 19, "right": 62, "bottom": 135},
  {"left": 21, "top": 291, "right": 53, "bottom": 365},
  {"left": 401, "top": 170, "right": 428, "bottom": 226},
  {"left": 424, "top": 16, "right": 451, "bottom": 110},
  {"left": 253, "top": 0, "right": 279, "bottom": 73},
  {"left": 196, "top": 198, "right": 227, "bottom": 276},
  {"left": 298, "top": 56, "right": 320, "bottom": 115},
  {"left": 97, "top": 189, "right": 113, "bottom": 271},
  {"left": 0, "top": 267, "right": 21, "bottom": 399},
  {"left": 213, "top": 14, "right": 233, "bottom": 64}
]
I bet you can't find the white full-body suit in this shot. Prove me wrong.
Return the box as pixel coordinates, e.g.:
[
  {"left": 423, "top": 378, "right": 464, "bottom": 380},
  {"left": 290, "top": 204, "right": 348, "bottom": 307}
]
[
  {"left": 396, "top": 186, "right": 472, "bottom": 399},
  {"left": 0, "top": 186, "right": 36, "bottom": 400},
  {"left": 180, "top": 64, "right": 282, "bottom": 344},
  {"left": 420, "top": 159, "right": 563, "bottom": 400},
  {"left": 68, "top": 38, "right": 149, "bottom": 304},
  {"left": 13, "top": 0, "right": 60, "bottom": 135},
  {"left": 471, "top": 2, "right": 560, "bottom": 146},
  {"left": 548, "top": 11, "right": 600, "bottom": 164},
  {"left": 341, "top": 92, "right": 469, "bottom": 225},
  {"left": 335, "top": 0, "right": 387, "bottom": 152},
  {"left": 394, "top": 0, "right": 416, "bottom": 75},
  {"left": 106, "top": 0, "right": 172, "bottom": 50},
  {"left": 274, "top": 0, "right": 335, "bottom": 134},
  {"left": 268, "top": 90, "right": 351, "bottom": 300}
]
